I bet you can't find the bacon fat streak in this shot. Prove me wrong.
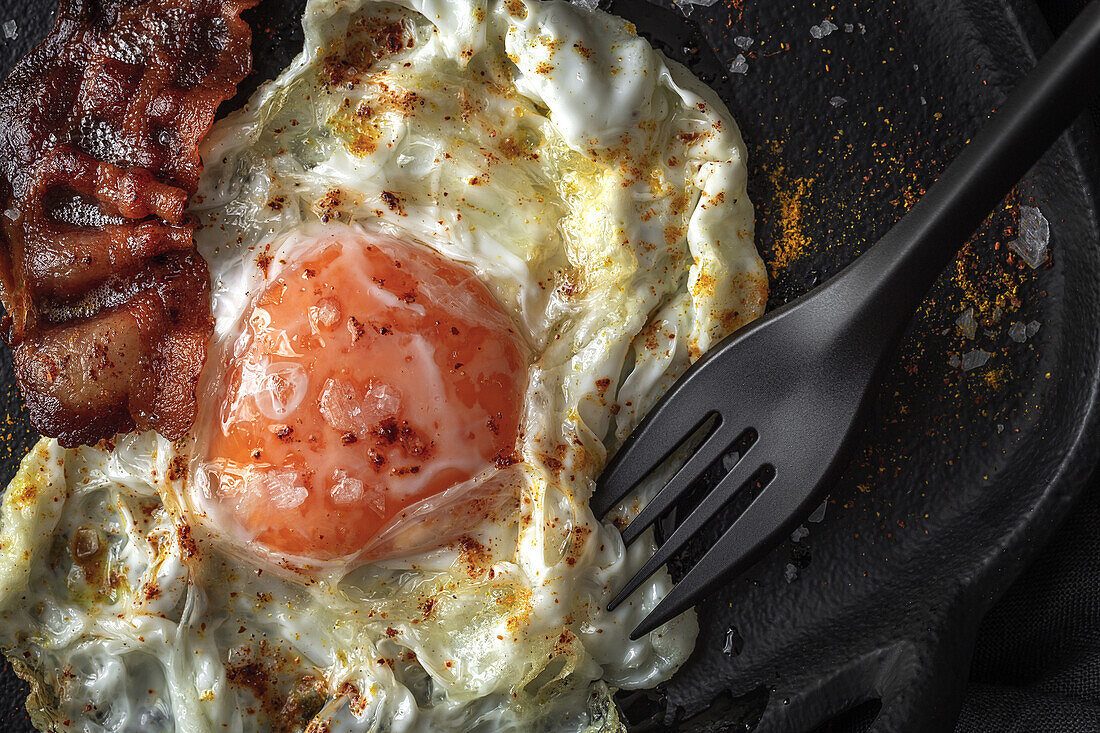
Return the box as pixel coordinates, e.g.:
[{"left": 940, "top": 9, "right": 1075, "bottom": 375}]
[{"left": 0, "top": 0, "right": 257, "bottom": 447}]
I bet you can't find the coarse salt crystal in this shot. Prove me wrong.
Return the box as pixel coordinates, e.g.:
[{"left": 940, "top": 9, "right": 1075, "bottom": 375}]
[
  {"left": 1009, "top": 321, "right": 1027, "bottom": 342},
  {"left": 961, "top": 349, "right": 991, "bottom": 371},
  {"left": 784, "top": 563, "right": 799, "bottom": 583},
  {"left": 672, "top": 0, "right": 720, "bottom": 15},
  {"left": 734, "top": 36, "right": 754, "bottom": 49},
  {"left": 368, "top": 382, "right": 402, "bottom": 416},
  {"left": 3, "top": 208, "right": 18, "bottom": 221},
  {"left": 810, "top": 20, "right": 838, "bottom": 38},
  {"left": 319, "top": 378, "right": 402, "bottom": 433},
  {"left": 330, "top": 469, "right": 365, "bottom": 505},
  {"left": 308, "top": 298, "right": 342, "bottom": 332},
  {"left": 955, "top": 307, "right": 977, "bottom": 339},
  {"left": 1008, "top": 320, "right": 1041, "bottom": 342},
  {"left": 319, "top": 378, "right": 360, "bottom": 432},
  {"left": 364, "top": 485, "right": 386, "bottom": 517},
  {"left": 791, "top": 525, "right": 810, "bottom": 542},
  {"left": 948, "top": 353, "right": 961, "bottom": 368},
  {"left": 2, "top": 21, "right": 17, "bottom": 41},
  {"left": 248, "top": 469, "right": 308, "bottom": 510},
  {"left": 844, "top": 23, "right": 854, "bottom": 32},
  {"left": 829, "top": 96, "right": 847, "bottom": 107},
  {"left": 729, "top": 54, "right": 749, "bottom": 74},
  {"left": 245, "top": 361, "right": 309, "bottom": 421},
  {"left": 1008, "top": 205, "right": 1050, "bottom": 269},
  {"left": 808, "top": 499, "right": 827, "bottom": 523}
]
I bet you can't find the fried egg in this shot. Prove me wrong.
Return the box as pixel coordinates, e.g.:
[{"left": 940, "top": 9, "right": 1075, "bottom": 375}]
[{"left": 0, "top": 0, "right": 767, "bottom": 730}]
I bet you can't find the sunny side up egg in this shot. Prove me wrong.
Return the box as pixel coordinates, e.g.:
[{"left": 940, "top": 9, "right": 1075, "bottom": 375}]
[{"left": 0, "top": 1, "right": 767, "bottom": 731}]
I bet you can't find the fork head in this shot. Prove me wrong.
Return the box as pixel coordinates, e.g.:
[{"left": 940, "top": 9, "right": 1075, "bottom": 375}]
[{"left": 592, "top": 294, "right": 889, "bottom": 639}]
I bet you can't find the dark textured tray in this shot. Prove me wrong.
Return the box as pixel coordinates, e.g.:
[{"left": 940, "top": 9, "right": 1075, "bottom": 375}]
[{"left": 1, "top": 1, "right": 1098, "bottom": 732}]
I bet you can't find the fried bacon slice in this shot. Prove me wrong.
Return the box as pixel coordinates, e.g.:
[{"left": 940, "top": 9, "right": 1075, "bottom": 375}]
[{"left": 0, "top": 0, "right": 257, "bottom": 447}]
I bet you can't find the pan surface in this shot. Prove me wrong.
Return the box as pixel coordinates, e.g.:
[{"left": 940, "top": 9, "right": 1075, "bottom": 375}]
[{"left": 0, "top": 1, "right": 1098, "bottom": 732}]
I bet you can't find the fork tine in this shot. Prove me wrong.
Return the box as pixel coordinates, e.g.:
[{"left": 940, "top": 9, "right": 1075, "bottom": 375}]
[
  {"left": 607, "top": 447, "right": 765, "bottom": 612},
  {"left": 628, "top": 468, "right": 816, "bottom": 640},
  {"left": 618, "top": 423, "right": 738, "bottom": 547},
  {"left": 590, "top": 406, "right": 717, "bottom": 518}
]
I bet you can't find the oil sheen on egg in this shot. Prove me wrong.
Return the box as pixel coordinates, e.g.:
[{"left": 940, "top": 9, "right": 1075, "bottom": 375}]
[{"left": 0, "top": 1, "right": 767, "bottom": 731}]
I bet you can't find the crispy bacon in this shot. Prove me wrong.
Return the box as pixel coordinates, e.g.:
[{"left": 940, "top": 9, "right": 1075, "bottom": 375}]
[{"left": 0, "top": 0, "right": 257, "bottom": 446}]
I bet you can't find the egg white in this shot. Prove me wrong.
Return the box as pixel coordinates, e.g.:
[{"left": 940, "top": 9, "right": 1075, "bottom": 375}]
[{"left": 0, "top": 0, "right": 766, "bottom": 731}]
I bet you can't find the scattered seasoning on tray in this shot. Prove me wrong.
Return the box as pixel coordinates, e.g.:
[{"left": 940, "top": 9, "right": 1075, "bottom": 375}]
[{"left": 760, "top": 150, "right": 815, "bottom": 276}]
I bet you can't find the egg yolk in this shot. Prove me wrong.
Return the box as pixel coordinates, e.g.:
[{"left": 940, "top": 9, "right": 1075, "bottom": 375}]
[{"left": 204, "top": 229, "right": 528, "bottom": 559}]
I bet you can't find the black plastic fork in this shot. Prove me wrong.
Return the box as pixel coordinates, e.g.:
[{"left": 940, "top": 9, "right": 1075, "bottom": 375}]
[{"left": 592, "top": 0, "right": 1100, "bottom": 640}]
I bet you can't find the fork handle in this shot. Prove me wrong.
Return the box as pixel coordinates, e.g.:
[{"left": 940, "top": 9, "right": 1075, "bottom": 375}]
[{"left": 836, "top": 0, "right": 1100, "bottom": 323}]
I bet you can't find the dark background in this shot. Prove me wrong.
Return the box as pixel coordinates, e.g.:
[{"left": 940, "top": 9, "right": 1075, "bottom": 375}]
[{"left": 0, "top": 1, "right": 1097, "bottom": 732}]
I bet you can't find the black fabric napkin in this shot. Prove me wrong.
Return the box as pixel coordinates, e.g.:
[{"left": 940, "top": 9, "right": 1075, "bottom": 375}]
[{"left": 955, "top": 464, "right": 1100, "bottom": 732}]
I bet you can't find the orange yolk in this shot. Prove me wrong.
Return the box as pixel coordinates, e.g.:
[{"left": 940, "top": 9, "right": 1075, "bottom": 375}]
[{"left": 204, "top": 229, "right": 527, "bottom": 559}]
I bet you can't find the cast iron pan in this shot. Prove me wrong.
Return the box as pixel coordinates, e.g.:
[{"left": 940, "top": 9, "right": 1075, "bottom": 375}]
[{"left": 0, "top": 0, "right": 1098, "bottom": 731}]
